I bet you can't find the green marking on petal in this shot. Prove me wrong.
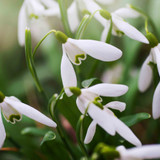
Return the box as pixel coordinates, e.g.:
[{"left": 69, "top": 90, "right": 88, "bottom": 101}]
[
  {"left": 29, "top": 13, "right": 39, "bottom": 19},
  {"left": 93, "top": 101, "right": 104, "bottom": 110},
  {"left": 94, "top": 97, "right": 102, "bottom": 102},
  {"left": 116, "top": 30, "right": 124, "bottom": 36},
  {"left": 9, "top": 114, "right": 21, "bottom": 124},
  {"left": 75, "top": 54, "right": 86, "bottom": 64}
]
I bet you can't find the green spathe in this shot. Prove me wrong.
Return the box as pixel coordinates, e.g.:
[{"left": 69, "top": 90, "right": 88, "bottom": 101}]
[
  {"left": 146, "top": 32, "right": 159, "bottom": 48},
  {"left": 93, "top": 143, "right": 120, "bottom": 160},
  {"left": 0, "top": 91, "right": 5, "bottom": 103},
  {"left": 99, "top": 9, "right": 111, "bottom": 20},
  {"left": 69, "top": 87, "right": 81, "bottom": 97},
  {"left": 55, "top": 31, "right": 68, "bottom": 44}
]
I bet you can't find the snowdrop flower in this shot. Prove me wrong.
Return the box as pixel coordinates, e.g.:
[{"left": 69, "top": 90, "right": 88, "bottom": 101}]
[
  {"left": 83, "top": 1, "right": 148, "bottom": 43},
  {"left": 116, "top": 144, "right": 160, "bottom": 160},
  {"left": 138, "top": 33, "right": 160, "bottom": 119},
  {"left": 0, "top": 92, "right": 57, "bottom": 148},
  {"left": 55, "top": 31, "right": 122, "bottom": 96},
  {"left": 18, "top": 0, "right": 59, "bottom": 46},
  {"left": 95, "top": 0, "right": 116, "bottom": 5},
  {"left": 68, "top": 83, "right": 141, "bottom": 146}
]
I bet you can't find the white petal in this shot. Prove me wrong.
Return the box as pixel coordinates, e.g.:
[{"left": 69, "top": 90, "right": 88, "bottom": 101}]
[
  {"left": 152, "top": 82, "right": 160, "bottom": 119},
  {"left": 87, "top": 103, "right": 116, "bottom": 135},
  {"left": 100, "top": 21, "right": 111, "bottom": 42},
  {"left": 124, "top": 145, "right": 160, "bottom": 159},
  {"left": 5, "top": 97, "right": 57, "bottom": 128},
  {"left": 113, "top": 117, "right": 142, "bottom": 146},
  {"left": 114, "top": 7, "right": 140, "bottom": 19},
  {"left": 64, "top": 39, "right": 87, "bottom": 65},
  {"left": 68, "top": 38, "right": 122, "bottom": 62},
  {"left": 84, "top": 83, "right": 128, "bottom": 97},
  {"left": 0, "top": 109, "right": 6, "bottom": 148},
  {"left": 40, "top": 0, "right": 58, "bottom": 8},
  {"left": 84, "top": 0, "right": 106, "bottom": 27},
  {"left": 76, "top": 96, "right": 86, "bottom": 114},
  {"left": 84, "top": 121, "right": 97, "bottom": 144},
  {"left": 42, "top": 8, "right": 60, "bottom": 17},
  {"left": 138, "top": 54, "right": 153, "bottom": 92},
  {"left": 18, "top": 2, "right": 27, "bottom": 46},
  {"left": 153, "top": 46, "right": 160, "bottom": 76},
  {"left": 104, "top": 101, "right": 126, "bottom": 112},
  {"left": 112, "top": 14, "right": 149, "bottom": 44},
  {"left": 95, "top": 0, "right": 115, "bottom": 5},
  {"left": 61, "top": 46, "right": 77, "bottom": 96},
  {"left": 1, "top": 101, "right": 22, "bottom": 124},
  {"left": 67, "top": 1, "right": 80, "bottom": 32}
]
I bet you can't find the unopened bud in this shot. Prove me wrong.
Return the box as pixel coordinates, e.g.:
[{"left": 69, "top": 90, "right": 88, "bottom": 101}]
[{"left": 55, "top": 31, "right": 68, "bottom": 44}]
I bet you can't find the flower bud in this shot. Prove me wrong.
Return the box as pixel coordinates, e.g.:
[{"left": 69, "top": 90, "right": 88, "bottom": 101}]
[
  {"left": 69, "top": 87, "right": 81, "bottom": 97},
  {"left": 0, "top": 91, "right": 5, "bottom": 103},
  {"left": 99, "top": 9, "right": 111, "bottom": 20},
  {"left": 55, "top": 31, "right": 68, "bottom": 44},
  {"left": 146, "top": 32, "right": 158, "bottom": 48}
]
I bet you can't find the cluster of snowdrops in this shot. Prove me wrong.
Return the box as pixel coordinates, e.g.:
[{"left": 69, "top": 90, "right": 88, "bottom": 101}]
[{"left": 1, "top": 0, "right": 160, "bottom": 159}]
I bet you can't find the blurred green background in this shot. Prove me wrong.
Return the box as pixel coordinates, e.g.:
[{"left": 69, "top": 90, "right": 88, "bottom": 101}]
[{"left": 0, "top": 0, "right": 160, "bottom": 159}]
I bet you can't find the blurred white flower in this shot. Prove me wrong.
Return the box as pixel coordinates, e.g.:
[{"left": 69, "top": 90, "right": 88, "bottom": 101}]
[
  {"left": 83, "top": 1, "right": 148, "bottom": 43},
  {"left": 69, "top": 83, "right": 141, "bottom": 146},
  {"left": 60, "top": 35, "right": 122, "bottom": 96},
  {"left": 138, "top": 43, "right": 160, "bottom": 119},
  {"left": 116, "top": 144, "right": 160, "bottom": 160},
  {"left": 101, "top": 63, "right": 123, "bottom": 83},
  {"left": 18, "top": 0, "right": 60, "bottom": 46},
  {"left": 0, "top": 95, "right": 57, "bottom": 148}
]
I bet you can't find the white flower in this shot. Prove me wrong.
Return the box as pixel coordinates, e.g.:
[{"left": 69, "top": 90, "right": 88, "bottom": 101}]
[
  {"left": 116, "top": 144, "right": 160, "bottom": 160},
  {"left": 60, "top": 37, "right": 122, "bottom": 96},
  {"left": 83, "top": 1, "right": 148, "bottom": 43},
  {"left": 0, "top": 96, "right": 57, "bottom": 148},
  {"left": 69, "top": 83, "right": 141, "bottom": 146},
  {"left": 138, "top": 43, "right": 160, "bottom": 119},
  {"left": 18, "top": 0, "right": 59, "bottom": 46}
]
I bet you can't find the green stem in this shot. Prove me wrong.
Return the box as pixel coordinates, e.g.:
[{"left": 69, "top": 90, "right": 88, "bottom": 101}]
[
  {"left": 33, "top": 30, "right": 56, "bottom": 58},
  {"left": 49, "top": 89, "right": 77, "bottom": 160},
  {"left": 76, "top": 105, "right": 90, "bottom": 158},
  {"left": 58, "top": 0, "right": 72, "bottom": 37},
  {"left": 25, "top": 29, "right": 48, "bottom": 101},
  {"left": 75, "top": 14, "right": 90, "bottom": 39}
]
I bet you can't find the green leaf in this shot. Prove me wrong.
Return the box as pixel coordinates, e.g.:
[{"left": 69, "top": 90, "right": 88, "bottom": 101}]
[
  {"left": 81, "top": 78, "right": 101, "bottom": 88},
  {"left": 21, "top": 127, "right": 48, "bottom": 136},
  {"left": 120, "top": 112, "right": 151, "bottom": 127},
  {"left": 40, "top": 131, "right": 56, "bottom": 146}
]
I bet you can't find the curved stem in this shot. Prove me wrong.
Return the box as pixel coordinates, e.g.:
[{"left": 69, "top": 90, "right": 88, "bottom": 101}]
[
  {"left": 49, "top": 89, "right": 77, "bottom": 160},
  {"left": 33, "top": 30, "right": 57, "bottom": 58},
  {"left": 58, "top": 0, "right": 72, "bottom": 37}
]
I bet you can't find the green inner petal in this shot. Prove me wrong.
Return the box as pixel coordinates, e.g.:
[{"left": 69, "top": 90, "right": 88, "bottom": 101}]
[
  {"left": 9, "top": 114, "right": 21, "bottom": 123},
  {"left": 29, "top": 13, "right": 39, "bottom": 19},
  {"left": 75, "top": 54, "right": 86, "bottom": 64}
]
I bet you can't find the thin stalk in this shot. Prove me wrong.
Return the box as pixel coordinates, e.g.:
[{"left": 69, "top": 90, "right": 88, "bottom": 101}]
[
  {"left": 58, "top": 0, "right": 72, "bottom": 37},
  {"left": 49, "top": 89, "right": 77, "bottom": 160},
  {"left": 33, "top": 30, "right": 56, "bottom": 58}
]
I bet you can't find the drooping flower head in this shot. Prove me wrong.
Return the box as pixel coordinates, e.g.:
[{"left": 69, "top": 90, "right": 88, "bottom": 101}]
[
  {"left": 55, "top": 31, "right": 122, "bottom": 96},
  {"left": 68, "top": 84, "right": 141, "bottom": 146},
  {"left": 138, "top": 33, "right": 160, "bottom": 119},
  {"left": 116, "top": 144, "right": 160, "bottom": 160},
  {"left": 0, "top": 91, "right": 56, "bottom": 148}
]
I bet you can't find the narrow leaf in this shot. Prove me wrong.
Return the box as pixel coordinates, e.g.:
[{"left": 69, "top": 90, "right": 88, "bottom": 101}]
[{"left": 120, "top": 112, "right": 151, "bottom": 127}]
